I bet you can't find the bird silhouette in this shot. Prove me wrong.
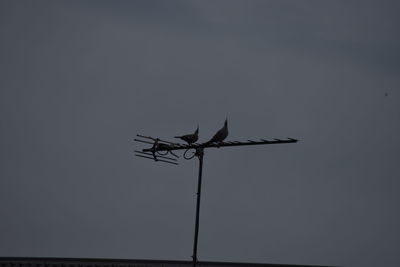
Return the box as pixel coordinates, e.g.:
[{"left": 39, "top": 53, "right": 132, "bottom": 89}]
[
  {"left": 174, "top": 126, "right": 199, "bottom": 144},
  {"left": 205, "top": 118, "right": 228, "bottom": 144}
]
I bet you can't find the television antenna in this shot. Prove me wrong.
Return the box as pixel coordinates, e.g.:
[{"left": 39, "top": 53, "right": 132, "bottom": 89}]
[{"left": 134, "top": 130, "right": 298, "bottom": 267}]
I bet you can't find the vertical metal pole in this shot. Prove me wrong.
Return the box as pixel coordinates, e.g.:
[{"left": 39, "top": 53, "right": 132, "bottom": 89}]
[{"left": 192, "top": 148, "right": 204, "bottom": 267}]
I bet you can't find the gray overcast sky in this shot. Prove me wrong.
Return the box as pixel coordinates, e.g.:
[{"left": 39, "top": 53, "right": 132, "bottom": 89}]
[{"left": 1, "top": 1, "right": 399, "bottom": 267}]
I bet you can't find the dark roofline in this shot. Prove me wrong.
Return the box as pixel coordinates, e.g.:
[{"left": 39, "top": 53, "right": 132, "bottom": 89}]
[{"left": 0, "top": 257, "right": 338, "bottom": 267}]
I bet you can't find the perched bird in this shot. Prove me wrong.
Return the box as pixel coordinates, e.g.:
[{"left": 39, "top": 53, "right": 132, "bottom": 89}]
[
  {"left": 205, "top": 118, "right": 228, "bottom": 144},
  {"left": 174, "top": 126, "right": 199, "bottom": 144}
]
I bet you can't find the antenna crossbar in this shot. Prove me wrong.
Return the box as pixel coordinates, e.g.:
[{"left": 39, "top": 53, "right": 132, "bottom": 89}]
[{"left": 142, "top": 138, "right": 298, "bottom": 153}]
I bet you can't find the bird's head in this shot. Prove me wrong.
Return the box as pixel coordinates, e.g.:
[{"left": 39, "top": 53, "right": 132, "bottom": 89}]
[{"left": 195, "top": 125, "right": 199, "bottom": 134}]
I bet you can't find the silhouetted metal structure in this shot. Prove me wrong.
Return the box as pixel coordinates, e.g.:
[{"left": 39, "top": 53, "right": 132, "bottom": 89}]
[{"left": 134, "top": 133, "right": 298, "bottom": 267}]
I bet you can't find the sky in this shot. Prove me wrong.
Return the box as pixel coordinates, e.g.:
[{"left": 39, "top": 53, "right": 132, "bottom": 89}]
[{"left": 1, "top": 1, "right": 399, "bottom": 266}]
